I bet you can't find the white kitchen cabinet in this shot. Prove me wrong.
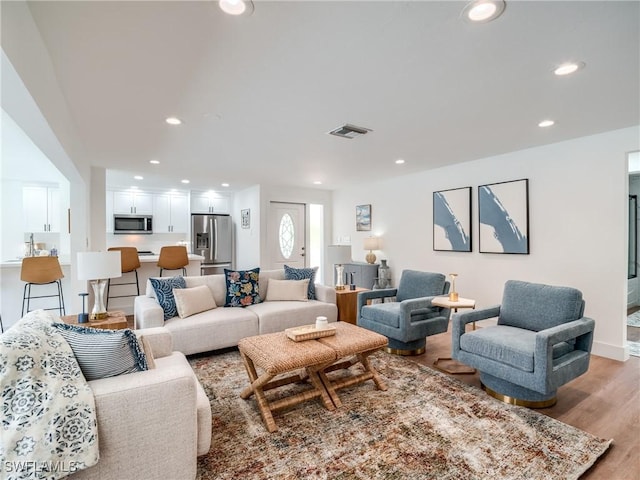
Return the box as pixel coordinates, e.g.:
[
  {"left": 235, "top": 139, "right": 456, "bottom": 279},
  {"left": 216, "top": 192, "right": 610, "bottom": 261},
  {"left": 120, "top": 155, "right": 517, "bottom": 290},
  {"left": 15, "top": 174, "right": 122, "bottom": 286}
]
[
  {"left": 113, "top": 190, "right": 153, "bottom": 215},
  {"left": 191, "top": 191, "right": 231, "bottom": 214},
  {"left": 153, "top": 192, "right": 189, "bottom": 233},
  {"left": 23, "top": 185, "right": 60, "bottom": 233}
]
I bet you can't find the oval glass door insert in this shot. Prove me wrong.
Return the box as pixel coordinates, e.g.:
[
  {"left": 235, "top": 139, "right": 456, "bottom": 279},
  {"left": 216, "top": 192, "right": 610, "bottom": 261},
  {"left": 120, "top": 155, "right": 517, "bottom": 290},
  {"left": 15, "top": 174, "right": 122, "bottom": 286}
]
[{"left": 279, "top": 213, "right": 294, "bottom": 259}]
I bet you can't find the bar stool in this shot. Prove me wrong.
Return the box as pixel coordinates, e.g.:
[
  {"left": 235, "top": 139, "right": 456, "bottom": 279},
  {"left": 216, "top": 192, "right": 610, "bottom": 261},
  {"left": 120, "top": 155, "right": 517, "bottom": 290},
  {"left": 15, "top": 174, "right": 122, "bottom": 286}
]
[
  {"left": 106, "top": 247, "right": 141, "bottom": 309},
  {"left": 21, "top": 256, "right": 66, "bottom": 316},
  {"left": 158, "top": 246, "right": 189, "bottom": 277}
]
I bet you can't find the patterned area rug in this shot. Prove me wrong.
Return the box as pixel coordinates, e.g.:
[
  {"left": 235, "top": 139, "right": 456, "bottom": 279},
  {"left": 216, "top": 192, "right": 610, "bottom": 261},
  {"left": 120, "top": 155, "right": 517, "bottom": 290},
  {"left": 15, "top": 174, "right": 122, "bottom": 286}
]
[
  {"left": 189, "top": 350, "right": 611, "bottom": 480},
  {"left": 627, "top": 311, "right": 640, "bottom": 327},
  {"left": 626, "top": 312, "right": 640, "bottom": 357}
]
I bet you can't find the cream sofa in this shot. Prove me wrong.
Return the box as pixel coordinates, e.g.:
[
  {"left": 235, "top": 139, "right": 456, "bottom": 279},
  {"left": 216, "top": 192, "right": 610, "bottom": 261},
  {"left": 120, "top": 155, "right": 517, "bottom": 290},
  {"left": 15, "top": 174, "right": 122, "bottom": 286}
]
[
  {"left": 134, "top": 269, "right": 338, "bottom": 355},
  {"left": 70, "top": 327, "right": 212, "bottom": 480}
]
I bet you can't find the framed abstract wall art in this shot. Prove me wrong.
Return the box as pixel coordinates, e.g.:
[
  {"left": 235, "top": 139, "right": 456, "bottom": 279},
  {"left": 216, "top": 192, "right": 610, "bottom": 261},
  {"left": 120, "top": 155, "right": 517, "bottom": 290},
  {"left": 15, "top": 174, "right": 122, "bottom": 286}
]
[
  {"left": 478, "top": 179, "right": 529, "bottom": 254},
  {"left": 433, "top": 187, "right": 472, "bottom": 252},
  {"left": 356, "top": 204, "right": 371, "bottom": 231}
]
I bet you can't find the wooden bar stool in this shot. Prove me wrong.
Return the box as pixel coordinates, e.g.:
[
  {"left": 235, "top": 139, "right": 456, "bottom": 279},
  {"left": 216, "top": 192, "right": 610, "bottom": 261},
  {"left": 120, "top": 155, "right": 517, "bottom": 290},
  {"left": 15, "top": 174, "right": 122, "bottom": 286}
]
[
  {"left": 106, "top": 247, "right": 141, "bottom": 309},
  {"left": 157, "top": 246, "right": 189, "bottom": 277},
  {"left": 21, "top": 256, "right": 66, "bottom": 316}
]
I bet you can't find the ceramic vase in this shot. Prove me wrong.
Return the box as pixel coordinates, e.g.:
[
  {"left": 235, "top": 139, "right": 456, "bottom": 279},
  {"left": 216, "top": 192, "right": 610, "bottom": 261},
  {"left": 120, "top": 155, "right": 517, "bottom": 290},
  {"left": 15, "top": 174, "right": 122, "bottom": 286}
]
[{"left": 378, "top": 259, "right": 391, "bottom": 289}]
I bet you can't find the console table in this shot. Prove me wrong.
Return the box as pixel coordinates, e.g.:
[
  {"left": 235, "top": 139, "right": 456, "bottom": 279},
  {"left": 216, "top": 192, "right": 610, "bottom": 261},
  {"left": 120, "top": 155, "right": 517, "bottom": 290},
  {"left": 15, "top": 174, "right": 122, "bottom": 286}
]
[{"left": 340, "top": 262, "right": 379, "bottom": 290}]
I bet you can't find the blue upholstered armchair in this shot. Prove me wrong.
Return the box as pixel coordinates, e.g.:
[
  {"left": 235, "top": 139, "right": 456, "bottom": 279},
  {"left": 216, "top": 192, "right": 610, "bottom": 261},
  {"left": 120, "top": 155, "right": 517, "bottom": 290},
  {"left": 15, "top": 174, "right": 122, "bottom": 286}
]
[
  {"left": 452, "top": 280, "right": 595, "bottom": 408},
  {"left": 357, "top": 270, "right": 450, "bottom": 355}
]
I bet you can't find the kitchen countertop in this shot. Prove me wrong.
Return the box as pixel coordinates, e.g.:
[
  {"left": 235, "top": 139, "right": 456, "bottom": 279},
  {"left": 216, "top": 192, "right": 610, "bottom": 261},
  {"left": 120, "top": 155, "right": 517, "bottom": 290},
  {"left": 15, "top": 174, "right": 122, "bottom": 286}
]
[
  {"left": 0, "top": 254, "right": 204, "bottom": 268},
  {"left": 1, "top": 255, "right": 72, "bottom": 268},
  {"left": 138, "top": 253, "right": 204, "bottom": 263}
]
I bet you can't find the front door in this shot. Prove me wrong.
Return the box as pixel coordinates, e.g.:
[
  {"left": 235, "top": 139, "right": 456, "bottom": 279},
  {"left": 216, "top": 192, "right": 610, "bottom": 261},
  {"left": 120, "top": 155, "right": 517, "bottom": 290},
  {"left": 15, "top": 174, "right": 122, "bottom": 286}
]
[{"left": 268, "top": 202, "right": 306, "bottom": 270}]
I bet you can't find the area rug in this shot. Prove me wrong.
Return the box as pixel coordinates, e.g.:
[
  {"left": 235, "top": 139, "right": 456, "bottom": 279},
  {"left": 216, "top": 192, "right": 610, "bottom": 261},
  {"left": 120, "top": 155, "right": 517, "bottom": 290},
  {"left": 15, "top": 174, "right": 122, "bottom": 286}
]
[
  {"left": 628, "top": 341, "right": 640, "bottom": 357},
  {"left": 189, "top": 350, "right": 611, "bottom": 480},
  {"left": 627, "top": 310, "right": 640, "bottom": 327}
]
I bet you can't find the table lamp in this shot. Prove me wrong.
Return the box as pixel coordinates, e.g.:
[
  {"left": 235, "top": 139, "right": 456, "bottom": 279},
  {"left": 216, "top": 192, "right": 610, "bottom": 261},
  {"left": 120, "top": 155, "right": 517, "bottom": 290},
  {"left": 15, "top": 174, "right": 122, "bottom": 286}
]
[
  {"left": 327, "top": 245, "right": 352, "bottom": 290},
  {"left": 77, "top": 251, "right": 121, "bottom": 320},
  {"left": 363, "top": 237, "right": 380, "bottom": 264}
]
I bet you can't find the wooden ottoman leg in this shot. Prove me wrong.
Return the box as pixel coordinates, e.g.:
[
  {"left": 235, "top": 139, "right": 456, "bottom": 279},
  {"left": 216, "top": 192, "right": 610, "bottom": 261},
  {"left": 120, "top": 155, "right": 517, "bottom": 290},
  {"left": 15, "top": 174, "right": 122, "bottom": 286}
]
[
  {"left": 359, "top": 351, "right": 388, "bottom": 391},
  {"left": 239, "top": 352, "right": 279, "bottom": 432},
  {"left": 317, "top": 368, "right": 342, "bottom": 408},
  {"left": 306, "top": 364, "right": 339, "bottom": 411}
]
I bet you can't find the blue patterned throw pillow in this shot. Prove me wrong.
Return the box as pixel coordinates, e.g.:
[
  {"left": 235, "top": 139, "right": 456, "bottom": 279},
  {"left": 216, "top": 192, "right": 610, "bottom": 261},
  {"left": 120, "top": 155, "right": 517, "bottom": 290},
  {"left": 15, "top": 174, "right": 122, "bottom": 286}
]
[
  {"left": 284, "top": 265, "right": 318, "bottom": 300},
  {"left": 150, "top": 276, "right": 186, "bottom": 320},
  {"left": 53, "top": 323, "right": 148, "bottom": 381},
  {"left": 225, "top": 267, "right": 260, "bottom": 307}
]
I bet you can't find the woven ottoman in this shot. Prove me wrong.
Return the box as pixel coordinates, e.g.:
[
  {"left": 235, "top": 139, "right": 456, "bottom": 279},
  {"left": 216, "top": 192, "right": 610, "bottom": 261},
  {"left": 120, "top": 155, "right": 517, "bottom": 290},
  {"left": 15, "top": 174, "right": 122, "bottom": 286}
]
[
  {"left": 317, "top": 321, "right": 389, "bottom": 408},
  {"left": 238, "top": 332, "right": 337, "bottom": 432}
]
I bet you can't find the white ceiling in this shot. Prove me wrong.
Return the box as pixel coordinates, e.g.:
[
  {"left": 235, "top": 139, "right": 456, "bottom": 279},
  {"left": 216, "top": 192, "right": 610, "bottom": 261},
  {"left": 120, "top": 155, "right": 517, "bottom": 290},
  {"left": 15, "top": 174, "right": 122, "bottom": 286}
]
[{"left": 23, "top": 0, "right": 640, "bottom": 192}]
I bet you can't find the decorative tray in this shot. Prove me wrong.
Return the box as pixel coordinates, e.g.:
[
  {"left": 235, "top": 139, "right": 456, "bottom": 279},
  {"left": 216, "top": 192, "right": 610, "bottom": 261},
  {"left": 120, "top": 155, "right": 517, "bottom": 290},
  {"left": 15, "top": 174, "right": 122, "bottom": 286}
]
[{"left": 285, "top": 324, "right": 337, "bottom": 342}]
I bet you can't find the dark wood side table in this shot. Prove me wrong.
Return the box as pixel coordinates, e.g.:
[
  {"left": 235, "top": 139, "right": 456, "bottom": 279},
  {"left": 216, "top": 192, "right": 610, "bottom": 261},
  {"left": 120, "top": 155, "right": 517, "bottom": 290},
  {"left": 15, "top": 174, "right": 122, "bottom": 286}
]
[
  {"left": 60, "top": 310, "right": 128, "bottom": 330},
  {"left": 335, "top": 287, "right": 369, "bottom": 325}
]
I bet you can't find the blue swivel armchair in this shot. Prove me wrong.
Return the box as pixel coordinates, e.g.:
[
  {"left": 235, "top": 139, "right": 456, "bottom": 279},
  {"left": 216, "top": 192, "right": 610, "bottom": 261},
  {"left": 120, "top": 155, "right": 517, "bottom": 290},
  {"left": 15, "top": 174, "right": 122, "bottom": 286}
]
[
  {"left": 452, "top": 280, "right": 595, "bottom": 408},
  {"left": 357, "top": 270, "right": 450, "bottom": 355}
]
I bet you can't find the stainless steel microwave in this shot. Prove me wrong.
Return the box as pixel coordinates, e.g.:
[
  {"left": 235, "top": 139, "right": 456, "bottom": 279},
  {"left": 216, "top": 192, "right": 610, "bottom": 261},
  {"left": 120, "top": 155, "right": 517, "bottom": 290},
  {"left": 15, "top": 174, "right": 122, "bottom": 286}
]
[{"left": 114, "top": 215, "right": 153, "bottom": 234}]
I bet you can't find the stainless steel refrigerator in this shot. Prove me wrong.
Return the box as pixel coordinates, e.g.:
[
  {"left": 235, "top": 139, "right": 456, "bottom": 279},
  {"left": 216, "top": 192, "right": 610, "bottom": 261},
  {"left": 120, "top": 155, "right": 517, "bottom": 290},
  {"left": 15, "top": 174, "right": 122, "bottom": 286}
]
[{"left": 191, "top": 214, "right": 233, "bottom": 275}]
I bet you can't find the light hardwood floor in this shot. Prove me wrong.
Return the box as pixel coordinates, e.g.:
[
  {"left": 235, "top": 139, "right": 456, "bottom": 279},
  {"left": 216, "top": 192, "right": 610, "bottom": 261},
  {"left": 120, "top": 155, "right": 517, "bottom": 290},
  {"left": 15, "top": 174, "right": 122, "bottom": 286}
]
[{"left": 412, "top": 329, "right": 640, "bottom": 480}]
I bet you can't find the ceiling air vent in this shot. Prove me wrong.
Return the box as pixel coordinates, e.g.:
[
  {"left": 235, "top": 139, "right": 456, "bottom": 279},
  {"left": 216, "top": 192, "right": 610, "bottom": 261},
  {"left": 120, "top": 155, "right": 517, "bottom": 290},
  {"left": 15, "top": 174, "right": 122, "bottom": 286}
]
[{"left": 328, "top": 123, "right": 372, "bottom": 139}]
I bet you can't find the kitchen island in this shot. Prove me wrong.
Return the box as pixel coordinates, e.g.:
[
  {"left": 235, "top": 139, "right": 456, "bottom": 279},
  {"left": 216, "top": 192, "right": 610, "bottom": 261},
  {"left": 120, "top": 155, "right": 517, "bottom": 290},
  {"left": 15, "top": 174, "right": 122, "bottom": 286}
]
[
  {"left": 106, "top": 253, "right": 204, "bottom": 314},
  {"left": 0, "top": 253, "right": 205, "bottom": 330},
  {"left": 0, "top": 256, "right": 72, "bottom": 332}
]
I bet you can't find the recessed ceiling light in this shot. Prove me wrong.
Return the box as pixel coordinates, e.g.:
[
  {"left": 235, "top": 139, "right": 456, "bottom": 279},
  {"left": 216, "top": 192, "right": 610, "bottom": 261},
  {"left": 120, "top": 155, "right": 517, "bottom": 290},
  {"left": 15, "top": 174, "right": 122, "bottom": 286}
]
[
  {"left": 538, "top": 120, "right": 555, "bottom": 128},
  {"left": 134, "top": 175, "right": 143, "bottom": 180},
  {"left": 165, "top": 117, "right": 182, "bottom": 125},
  {"left": 554, "top": 62, "right": 585, "bottom": 76},
  {"left": 395, "top": 159, "right": 405, "bottom": 165},
  {"left": 149, "top": 160, "right": 160, "bottom": 165},
  {"left": 219, "top": 0, "right": 254, "bottom": 15},
  {"left": 313, "top": 181, "right": 322, "bottom": 185},
  {"left": 462, "top": 0, "right": 505, "bottom": 23},
  {"left": 181, "top": 179, "right": 190, "bottom": 184},
  {"left": 221, "top": 183, "right": 230, "bottom": 187}
]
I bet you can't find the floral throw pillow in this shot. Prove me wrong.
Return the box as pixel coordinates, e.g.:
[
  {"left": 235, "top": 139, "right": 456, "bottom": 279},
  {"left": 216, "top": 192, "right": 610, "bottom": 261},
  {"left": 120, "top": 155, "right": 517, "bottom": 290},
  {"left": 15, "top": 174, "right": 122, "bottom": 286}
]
[
  {"left": 150, "top": 276, "right": 186, "bottom": 320},
  {"left": 284, "top": 265, "right": 318, "bottom": 300},
  {"left": 224, "top": 268, "right": 260, "bottom": 307}
]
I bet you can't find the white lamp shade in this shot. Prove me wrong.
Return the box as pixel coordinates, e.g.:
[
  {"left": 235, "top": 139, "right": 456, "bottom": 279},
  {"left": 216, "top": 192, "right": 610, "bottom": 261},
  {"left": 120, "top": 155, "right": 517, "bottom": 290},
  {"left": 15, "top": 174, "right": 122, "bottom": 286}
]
[
  {"left": 327, "top": 245, "right": 352, "bottom": 265},
  {"left": 363, "top": 237, "right": 380, "bottom": 251},
  {"left": 77, "top": 251, "right": 122, "bottom": 280}
]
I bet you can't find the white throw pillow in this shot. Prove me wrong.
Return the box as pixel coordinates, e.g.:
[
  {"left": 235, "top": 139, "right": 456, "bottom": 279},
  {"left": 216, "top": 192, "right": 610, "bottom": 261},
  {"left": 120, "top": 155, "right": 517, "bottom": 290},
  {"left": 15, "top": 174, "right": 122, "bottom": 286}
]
[
  {"left": 265, "top": 278, "right": 310, "bottom": 302},
  {"left": 174, "top": 285, "right": 217, "bottom": 318}
]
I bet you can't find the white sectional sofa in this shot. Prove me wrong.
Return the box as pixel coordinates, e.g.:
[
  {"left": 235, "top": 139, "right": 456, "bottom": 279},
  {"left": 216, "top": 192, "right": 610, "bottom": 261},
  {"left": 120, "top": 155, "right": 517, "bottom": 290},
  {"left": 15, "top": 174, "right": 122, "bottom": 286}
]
[
  {"left": 134, "top": 269, "right": 338, "bottom": 355},
  {"left": 67, "top": 327, "right": 211, "bottom": 480}
]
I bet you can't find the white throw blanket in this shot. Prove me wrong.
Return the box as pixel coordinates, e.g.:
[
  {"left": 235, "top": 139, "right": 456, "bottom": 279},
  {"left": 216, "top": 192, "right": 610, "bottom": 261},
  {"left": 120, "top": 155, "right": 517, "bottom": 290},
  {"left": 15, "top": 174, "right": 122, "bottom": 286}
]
[{"left": 0, "top": 310, "right": 99, "bottom": 480}]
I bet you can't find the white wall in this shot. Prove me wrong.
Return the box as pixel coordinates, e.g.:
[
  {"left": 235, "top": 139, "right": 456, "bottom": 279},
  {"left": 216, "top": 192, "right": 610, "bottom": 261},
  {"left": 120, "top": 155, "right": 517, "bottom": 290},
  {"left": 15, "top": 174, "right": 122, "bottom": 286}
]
[
  {"left": 234, "top": 185, "right": 261, "bottom": 270},
  {"left": 333, "top": 126, "right": 639, "bottom": 361},
  {"left": 2, "top": 6, "right": 90, "bottom": 317}
]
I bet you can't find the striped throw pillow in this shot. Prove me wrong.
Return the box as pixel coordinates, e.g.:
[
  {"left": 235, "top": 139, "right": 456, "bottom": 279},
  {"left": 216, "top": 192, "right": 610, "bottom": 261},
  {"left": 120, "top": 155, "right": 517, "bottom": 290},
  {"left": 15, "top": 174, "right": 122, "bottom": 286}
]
[{"left": 53, "top": 323, "right": 148, "bottom": 381}]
